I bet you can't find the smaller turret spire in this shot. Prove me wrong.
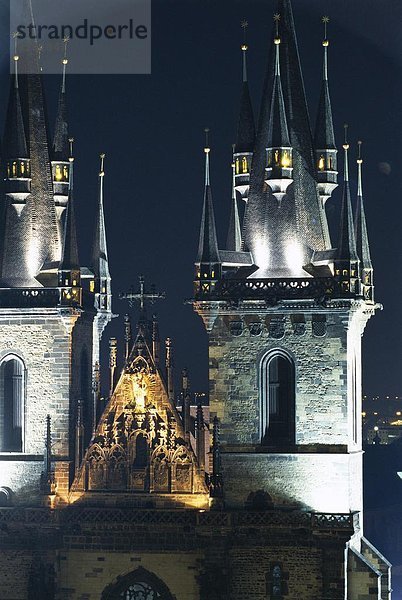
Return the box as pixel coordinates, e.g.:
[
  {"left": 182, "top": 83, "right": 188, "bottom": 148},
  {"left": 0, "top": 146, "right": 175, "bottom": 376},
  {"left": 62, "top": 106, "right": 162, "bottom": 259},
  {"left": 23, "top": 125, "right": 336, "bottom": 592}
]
[
  {"left": 336, "top": 125, "right": 359, "bottom": 291},
  {"left": 233, "top": 21, "right": 255, "bottom": 201},
  {"left": 355, "top": 141, "right": 373, "bottom": 299},
  {"left": 91, "top": 152, "right": 112, "bottom": 311},
  {"left": 314, "top": 16, "right": 338, "bottom": 204},
  {"left": 226, "top": 155, "right": 242, "bottom": 251},
  {"left": 264, "top": 14, "right": 293, "bottom": 203},
  {"left": 3, "top": 33, "right": 31, "bottom": 215},
  {"left": 58, "top": 138, "right": 81, "bottom": 300},
  {"left": 53, "top": 37, "right": 70, "bottom": 162},
  {"left": 195, "top": 131, "right": 221, "bottom": 295}
]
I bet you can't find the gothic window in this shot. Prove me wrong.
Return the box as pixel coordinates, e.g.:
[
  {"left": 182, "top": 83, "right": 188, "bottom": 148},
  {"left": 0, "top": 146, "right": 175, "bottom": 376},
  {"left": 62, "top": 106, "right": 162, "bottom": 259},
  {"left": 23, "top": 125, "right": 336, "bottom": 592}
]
[
  {"left": 260, "top": 351, "right": 295, "bottom": 446},
  {"left": 270, "top": 564, "right": 283, "bottom": 599},
  {"left": 242, "top": 156, "right": 248, "bottom": 173},
  {"left": 101, "top": 567, "right": 174, "bottom": 600},
  {"left": 0, "top": 355, "right": 25, "bottom": 452},
  {"left": 133, "top": 433, "right": 148, "bottom": 468}
]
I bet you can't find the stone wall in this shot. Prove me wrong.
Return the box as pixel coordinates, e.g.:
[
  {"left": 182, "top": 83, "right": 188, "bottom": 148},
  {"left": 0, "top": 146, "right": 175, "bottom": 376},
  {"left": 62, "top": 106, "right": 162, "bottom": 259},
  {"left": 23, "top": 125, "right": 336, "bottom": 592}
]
[{"left": 0, "top": 308, "right": 96, "bottom": 504}]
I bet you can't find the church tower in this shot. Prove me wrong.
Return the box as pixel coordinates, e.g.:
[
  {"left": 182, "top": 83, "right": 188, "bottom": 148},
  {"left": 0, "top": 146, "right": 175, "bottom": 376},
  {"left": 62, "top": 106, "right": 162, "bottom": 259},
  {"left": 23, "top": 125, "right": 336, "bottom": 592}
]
[
  {"left": 193, "top": 2, "right": 391, "bottom": 596},
  {"left": 0, "top": 33, "right": 112, "bottom": 505}
]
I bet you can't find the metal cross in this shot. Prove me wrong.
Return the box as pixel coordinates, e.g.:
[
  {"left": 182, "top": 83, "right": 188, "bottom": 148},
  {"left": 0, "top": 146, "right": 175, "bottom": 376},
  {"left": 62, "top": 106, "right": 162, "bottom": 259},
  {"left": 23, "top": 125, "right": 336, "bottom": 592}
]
[{"left": 119, "top": 275, "right": 165, "bottom": 311}]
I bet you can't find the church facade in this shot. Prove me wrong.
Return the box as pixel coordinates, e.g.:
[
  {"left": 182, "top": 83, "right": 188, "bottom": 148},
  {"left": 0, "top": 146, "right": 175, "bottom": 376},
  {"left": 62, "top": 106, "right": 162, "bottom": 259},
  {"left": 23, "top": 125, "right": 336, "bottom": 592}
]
[{"left": 0, "top": 1, "right": 391, "bottom": 599}]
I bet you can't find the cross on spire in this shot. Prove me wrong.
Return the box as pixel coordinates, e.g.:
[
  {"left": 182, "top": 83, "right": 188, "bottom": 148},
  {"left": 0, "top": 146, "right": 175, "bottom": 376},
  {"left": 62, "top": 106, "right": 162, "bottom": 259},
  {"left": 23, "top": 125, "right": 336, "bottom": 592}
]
[{"left": 119, "top": 275, "right": 166, "bottom": 312}]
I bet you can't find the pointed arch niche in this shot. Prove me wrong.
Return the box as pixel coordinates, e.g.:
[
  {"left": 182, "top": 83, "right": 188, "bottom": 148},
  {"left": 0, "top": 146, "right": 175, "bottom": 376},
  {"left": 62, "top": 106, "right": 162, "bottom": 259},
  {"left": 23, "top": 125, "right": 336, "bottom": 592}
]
[
  {"left": 259, "top": 349, "right": 295, "bottom": 447},
  {"left": 0, "top": 354, "right": 26, "bottom": 452},
  {"left": 101, "top": 567, "right": 175, "bottom": 600}
]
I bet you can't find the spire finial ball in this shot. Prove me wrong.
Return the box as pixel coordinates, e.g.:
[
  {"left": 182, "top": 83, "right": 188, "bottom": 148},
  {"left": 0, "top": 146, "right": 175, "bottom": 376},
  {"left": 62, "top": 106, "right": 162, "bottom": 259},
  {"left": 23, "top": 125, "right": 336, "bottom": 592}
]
[
  {"left": 322, "top": 39, "right": 329, "bottom": 47},
  {"left": 274, "top": 37, "right": 281, "bottom": 45},
  {"left": 62, "top": 58, "right": 68, "bottom": 65},
  {"left": 241, "top": 44, "right": 248, "bottom": 51},
  {"left": 13, "top": 54, "right": 19, "bottom": 61}
]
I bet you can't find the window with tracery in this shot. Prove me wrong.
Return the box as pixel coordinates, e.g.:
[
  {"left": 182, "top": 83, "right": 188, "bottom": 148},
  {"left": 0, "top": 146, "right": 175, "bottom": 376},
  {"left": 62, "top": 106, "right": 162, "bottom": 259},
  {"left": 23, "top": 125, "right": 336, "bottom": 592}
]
[
  {"left": 260, "top": 351, "right": 295, "bottom": 446},
  {"left": 101, "top": 567, "right": 174, "bottom": 600},
  {"left": 0, "top": 355, "right": 25, "bottom": 452},
  {"left": 119, "top": 582, "right": 162, "bottom": 600}
]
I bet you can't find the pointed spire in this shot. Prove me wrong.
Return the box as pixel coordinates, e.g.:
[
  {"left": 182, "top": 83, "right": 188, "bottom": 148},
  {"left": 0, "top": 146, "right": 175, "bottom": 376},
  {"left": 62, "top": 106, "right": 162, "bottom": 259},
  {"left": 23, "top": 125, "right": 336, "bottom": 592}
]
[
  {"left": 264, "top": 14, "right": 293, "bottom": 202},
  {"left": 152, "top": 314, "right": 160, "bottom": 366},
  {"left": 196, "top": 131, "right": 220, "bottom": 265},
  {"left": 109, "top": 337, "right": 117, "bottom": 398},
  {"left": 91, "top": 153, "right": 111, "bottom": 280},
  {"left": 3, "top": 34, "right": 28, "bottom": 162},
  {"left": 355, "top": 141, "right": 373, "bottom": 275},
  {"left": 314, "top": 17, "right": 336, "bottom": 151},
  {"left": 52, "top": 38, "right": 70, "bottom": 161},
  {"left": 59, "top": 138, "right": 80, "bottom": 273},
  {"left": 209, "top": 416, "right": 223, "bottom": 500},
  {"left": 165, "top": 337, "right": 174, "bottom": 401},
  {"left": 196, "top": 403, "right": 206, "bottom": 471},
  {"left": 314, "top": 16, "right": 338, "bottom": 205},
  {"left": 235, "top": 21, "right": 255, "bottom": 154},
  {"left": 124, "top": 313, "right": 132, "bottom": 361},
  {"left": 337, "top": 125, "right": 358, "bottom": 262},
  {"left": 226, "top": 156, "right": 242, "bottom": 251}
]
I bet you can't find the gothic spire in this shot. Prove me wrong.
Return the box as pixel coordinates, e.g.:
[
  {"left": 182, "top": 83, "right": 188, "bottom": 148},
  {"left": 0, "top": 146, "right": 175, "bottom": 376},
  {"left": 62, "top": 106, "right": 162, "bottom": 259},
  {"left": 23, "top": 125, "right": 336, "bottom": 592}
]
[
  {"left": 337, "top": 125, "right": 358, "bottom": 262},
  {"left": 3, "top": 36, "right": 28, "bottom": 162},
  {"left": 91, "top": 153, "right": 111, "bottom": 279},
  {"left": 233, "top": 22, "right": 255, "bottom": 202},
  {"left": 226, "top": 158, "right": 242, "bottom": 251},
  {"left": 264, "top": 14, "right": 293, "bottom": 202},
  {"left": 314, "top": 17, "right": 338, "bottom": 204},
  {"left": 242, "top": 0, "right": 331, "bottom": 278},
  {"left": 314, "top": 17, "right": 336, "bottom": 151},
  {"left": 52, "top": 38, "right": 70, "bottom": 161},
  {"left": 59, "top": 139, "right": 80, "bottom": 275},
  {"left": 196, "top": 132, "right": 220, "bottom": 266},
  {"left": 354, "top": 141, "right": 373, "bottom": 274},
  {"left": 235, "top": 22, "right": 255, "bottom": 154}
]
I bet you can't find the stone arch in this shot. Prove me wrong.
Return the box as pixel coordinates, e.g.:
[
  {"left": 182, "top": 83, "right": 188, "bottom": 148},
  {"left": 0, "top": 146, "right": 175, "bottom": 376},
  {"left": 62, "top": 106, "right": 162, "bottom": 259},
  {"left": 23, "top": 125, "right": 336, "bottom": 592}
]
[
  {"left": 171, "top": 445, "right": 193, "bottom": 493},
  {"left": 108, "top": 444, "right": 127, "bottom": 489},
  {"left": 101, "top": 566, "right": 176, "bottom": 600},
  {"left": 259, "top": 348, "right": 295, "bottom": 446},
  {"left": 0, "top": 353, "right": 26, "bottom": 452},
  {"left": 151, "top": 445, "right": 170, "bottom": 492},
  {"left": 86, "top": 443, "right": 106, "bottom": 490},
  {"left": 0, "top": 486, "right": 13, "bottom": 507}
]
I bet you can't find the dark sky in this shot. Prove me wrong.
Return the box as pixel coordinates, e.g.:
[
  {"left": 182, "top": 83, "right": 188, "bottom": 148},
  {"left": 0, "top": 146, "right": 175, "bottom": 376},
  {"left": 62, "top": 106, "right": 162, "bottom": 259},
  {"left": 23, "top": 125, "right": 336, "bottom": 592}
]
[{"left": 0, "top": 0, "right": 402, "bottom": 397}]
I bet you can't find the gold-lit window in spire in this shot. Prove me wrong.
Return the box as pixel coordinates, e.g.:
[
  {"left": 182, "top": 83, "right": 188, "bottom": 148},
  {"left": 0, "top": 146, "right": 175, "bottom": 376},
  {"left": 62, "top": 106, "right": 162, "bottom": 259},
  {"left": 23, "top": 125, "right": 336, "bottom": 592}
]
[
  {"left": 318, "top": 155, "right": 325, "bottom": 171},
  {"left": 235, "top": 158, "right": 240, "bottom": 175},
  {"left": 20, "top": 161, "right": 25, "bottom": 174},
  {"left": 281, "top": 151, "right": 291, "bottom": 168},
  {"left": 55, "top": 165, "right": 63, "bottom": 181},
  {"left": 242, "top": 156, "right": 248, "bottom": 173},
  {"left": 12, "top": 162, "right": 17, "bottom": 176}
]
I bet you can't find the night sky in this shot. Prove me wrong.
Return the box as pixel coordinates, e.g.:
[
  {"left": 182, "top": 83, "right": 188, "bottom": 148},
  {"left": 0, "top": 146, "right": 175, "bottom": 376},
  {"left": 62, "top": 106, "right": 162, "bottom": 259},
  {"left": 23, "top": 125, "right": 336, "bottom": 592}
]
[{"left": 0, "top": 0, "right": 401, "bottom": 397}]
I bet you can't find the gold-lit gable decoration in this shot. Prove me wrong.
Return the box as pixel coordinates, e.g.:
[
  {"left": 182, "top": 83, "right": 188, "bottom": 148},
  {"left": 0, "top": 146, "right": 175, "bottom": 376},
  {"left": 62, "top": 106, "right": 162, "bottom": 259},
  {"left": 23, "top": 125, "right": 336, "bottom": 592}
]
[{"left": 71, "top": 354, "right": 207, "bottom": 498}]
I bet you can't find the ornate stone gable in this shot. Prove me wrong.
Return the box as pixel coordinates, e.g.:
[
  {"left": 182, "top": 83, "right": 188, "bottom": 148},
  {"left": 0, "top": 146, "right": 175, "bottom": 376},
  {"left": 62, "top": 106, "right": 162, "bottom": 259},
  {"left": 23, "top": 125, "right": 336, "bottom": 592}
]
[{"left": 71, "top": 350, "right": 208, "bottom": 500}]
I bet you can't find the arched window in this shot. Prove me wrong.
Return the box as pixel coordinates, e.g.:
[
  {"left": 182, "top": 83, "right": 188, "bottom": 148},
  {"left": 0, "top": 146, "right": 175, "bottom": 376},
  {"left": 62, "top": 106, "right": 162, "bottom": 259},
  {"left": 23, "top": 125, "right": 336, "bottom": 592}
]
[
  {"left": 101, "top": 567, "right": 175, "bottom": 600},
  {"left": 0, "top": 355, "right": 25, "bottom": 452},
  {"left": 260, "top": 351, "right": 295, "bottom": 446}
]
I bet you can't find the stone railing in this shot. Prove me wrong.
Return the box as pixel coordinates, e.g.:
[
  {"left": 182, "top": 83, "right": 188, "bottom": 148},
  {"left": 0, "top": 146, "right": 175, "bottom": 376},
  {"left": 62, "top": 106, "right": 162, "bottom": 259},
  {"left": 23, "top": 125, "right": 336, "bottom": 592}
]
[
  {"left": 194, "top": 277, "right": 357, "bottom": 303},
  {"left": 0, "top": 287, "right": 95, "bottom": 310},
  {"left": 0, "top": 507, "right": 357, "bottom": 532}
]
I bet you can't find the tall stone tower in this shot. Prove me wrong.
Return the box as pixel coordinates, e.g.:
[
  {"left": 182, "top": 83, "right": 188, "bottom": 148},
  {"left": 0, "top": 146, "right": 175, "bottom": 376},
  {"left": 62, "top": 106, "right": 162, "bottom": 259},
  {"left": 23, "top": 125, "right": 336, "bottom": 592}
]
[
  {"left": 0, "top": 36, "right": 112, "bottom": 505},
  {"left": 193, "top": 1, "right": 390, "bottom": 596}
]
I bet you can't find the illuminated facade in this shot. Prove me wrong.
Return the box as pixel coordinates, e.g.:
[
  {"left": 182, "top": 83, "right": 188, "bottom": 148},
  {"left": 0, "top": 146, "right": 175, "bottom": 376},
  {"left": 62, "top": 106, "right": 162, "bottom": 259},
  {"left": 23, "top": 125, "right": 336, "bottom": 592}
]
[
  {"left": 0, "top": 0, "right": 391, "bottom": 599},
  {"left": 193, "top": 0, "right": 391, "bottom": 597}
]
